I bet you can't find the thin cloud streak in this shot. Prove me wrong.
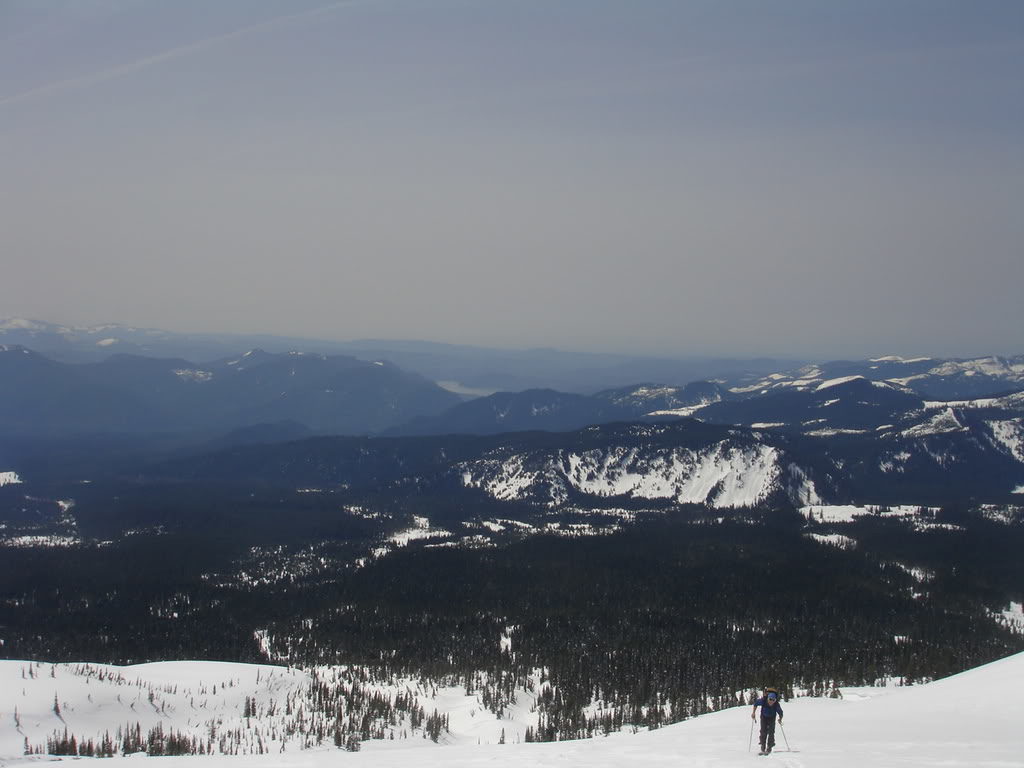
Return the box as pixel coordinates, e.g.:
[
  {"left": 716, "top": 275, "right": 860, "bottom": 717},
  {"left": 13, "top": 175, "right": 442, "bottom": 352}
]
[{"left": 0, "top": 0, "right": 356, "bottom": 109}]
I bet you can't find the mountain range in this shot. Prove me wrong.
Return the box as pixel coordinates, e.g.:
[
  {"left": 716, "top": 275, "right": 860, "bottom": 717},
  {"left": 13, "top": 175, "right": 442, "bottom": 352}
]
[
  {"left": 3, "top": 328, "right": 1022, "bottom": 760},
  {"left": 0, "top": 317, "right": 794, "bottom": 393},
  {"left": 389, "top": 369, "right": 1024, "bottom": 442},
  {"left": 114, "top": 410, "right": 1021, "bottom": 509},
  {"left": 0, "top": 345, "right": 459, "bottom": 436}
]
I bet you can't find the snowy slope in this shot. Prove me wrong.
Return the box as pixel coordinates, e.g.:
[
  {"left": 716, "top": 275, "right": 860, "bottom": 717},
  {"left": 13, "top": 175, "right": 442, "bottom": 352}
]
[
  {"left": 460, "top": 439, "right": 818, "bottom": 508},
  {"left": 2, "top": 652, "right": 1022, "bottom": 766}
]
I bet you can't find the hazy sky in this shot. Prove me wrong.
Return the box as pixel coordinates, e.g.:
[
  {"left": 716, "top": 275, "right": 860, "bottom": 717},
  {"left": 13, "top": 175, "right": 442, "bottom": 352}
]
[{"left": 2, "top": 0, "right": 1022, "bottom": 358}]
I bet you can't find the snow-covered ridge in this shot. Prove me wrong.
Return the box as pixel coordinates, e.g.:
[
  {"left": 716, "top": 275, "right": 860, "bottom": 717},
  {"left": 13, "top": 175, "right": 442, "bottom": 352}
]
[
  {"left": 619, "top": 385, "right": 679, "bottom": 402},
  {"left": 870, "top": 355, "right": 933, "bottom": 364},
  {"left": 901, "top": 408, "right": 967, "bottom": 438},
  {"left": 0, "top": 317, "right": 52, "bottom": 331},
  {"left": 815, "top": 375, "right": 865, "bottom": 391},
  {"left": 727, "top": 355, "right": 1024, "bottom": 398},
  {"left": 924, "top": 390, "right": 1024, "bottom": 411},
  {"left": 461, "top": 441, "right": 816, "bottom": 509},
  {"left": 930, "top": 356, "right": 1024, "bottom": 378},
  {"left": 0, "top": 317, "right": 155, "bottom": 335},
  {"left": 0, "top": 470, "right": 22, "bottom": 487},
  {"left": 987, "top": 419, "right": 1024, "bottom": 463},
  {"left": 645, "top": 404, "right": 707, "bottom": 417}
]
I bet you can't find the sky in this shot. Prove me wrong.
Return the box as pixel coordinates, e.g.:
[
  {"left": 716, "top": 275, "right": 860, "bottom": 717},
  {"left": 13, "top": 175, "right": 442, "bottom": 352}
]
[{"left": 1, "top": 0, "right": 1022, "bottom": 359}]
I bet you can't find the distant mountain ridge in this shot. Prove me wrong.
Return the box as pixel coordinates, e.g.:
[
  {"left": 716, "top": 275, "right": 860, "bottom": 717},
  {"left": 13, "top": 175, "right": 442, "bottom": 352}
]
[
  {"left": 0, "top": 317, "right": 799, "bottom": 393},
  {"left": 723, "top": 355, "right": 1024, "bottom": 400},
  {"left": 390, "top": 372, "right": 1024, "bottom": 442},
  {"left": 389, "top": 381, "right": 728, "bottom": 436},
  {"left": 0, "top": 345, "right": 459, "bottom": 436},
  {"left": 6, "top": 317, "right": 1022, "bottom": 400},
  {"left": 139, "top": 414, "right": 1024, "bottom": 508}
]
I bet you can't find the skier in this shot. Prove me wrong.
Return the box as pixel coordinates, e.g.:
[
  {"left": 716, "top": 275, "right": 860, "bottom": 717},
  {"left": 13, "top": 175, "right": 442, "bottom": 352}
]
[{"left": 751, "top": 687, "right": 784, "bottom": 755}]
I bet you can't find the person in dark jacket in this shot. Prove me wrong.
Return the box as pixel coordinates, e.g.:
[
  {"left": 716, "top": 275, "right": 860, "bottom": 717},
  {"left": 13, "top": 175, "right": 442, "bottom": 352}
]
[{"left": 751, "top": 687, "right": 784, "bottom": 754}]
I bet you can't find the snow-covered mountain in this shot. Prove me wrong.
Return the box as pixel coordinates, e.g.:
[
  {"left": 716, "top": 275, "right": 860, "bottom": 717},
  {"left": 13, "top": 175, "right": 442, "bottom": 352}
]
[
  {"left": 723, "top": 354, "right": 1024, "bottom": 400},
  {"left": 389, "top": 368, "right": 1024, "bottom": 442},
  {"left": 64, "top": 413, "right": 1015, "bottom": 509},
  {"left": 449, "top": 412, "right": 1024, "bottom": 509},
  {"left": 459, "top": 424, "right": 820, "bottom": 508},
  {"left": 2, "top": 651, "right": 1021, "bottom": 765},
  {"left": 697, "top": 376, "right": 925, "bottom": 436}
]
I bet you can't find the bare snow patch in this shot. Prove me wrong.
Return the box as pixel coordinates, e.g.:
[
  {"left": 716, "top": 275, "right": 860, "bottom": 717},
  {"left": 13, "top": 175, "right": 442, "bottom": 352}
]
[
  {"left": 816, "top": 376, "right": 866, "bottom": 391},
  {"left": 902, "top": 408, "right": 967, "bottom": 438},
  {"left": 2, "top": 535, "right": 81, "bottom": 548},
  {"left": 801, "top": 505, "right": 949, "bottom": 531},
  {"left": 994, "top": 602, "right": 1024, "bottom": 634},
  {"left": 879, "top": 451, "right": 912, "bottom": 474},
  {"left": 930, "top": 356, "right": 1024, "bottom": 379},
  {"left": 987, "top": 420, "right": 1024, "bottom": 463},
  {"left": 174, "top": 368, "right": 214, "bottom": 382},
  {"left": 888, "top": 561, "right": 935, "bottom": 583},
  {"left": 805, "top": 533, "right": 856, "bottom": 549},
  {"left": 646, "top": 403, "right": 712, "bottom": 418},
  {"left": 0, "top": 471, "right": 22, "bottom": 487},
  {"left": 437, "top": 380, "right": 498, "bottom": 397},
  {"left": 805, "top": 428, "right": 869, "bottom": 437},
  {"left": 979, "top": 505, "right": 1021, "bottom": 524},
  {"left": 389, "top": 516, "right": 451, "bottom": 547}
]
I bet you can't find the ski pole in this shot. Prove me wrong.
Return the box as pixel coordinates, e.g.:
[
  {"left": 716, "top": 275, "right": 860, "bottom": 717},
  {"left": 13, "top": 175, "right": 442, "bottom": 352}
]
[
  {"left": 748, "top": 716, "right": 754, "bottom": 752},
  {"left": 779, "top": 721, "right": 791, "bottom": 752}
]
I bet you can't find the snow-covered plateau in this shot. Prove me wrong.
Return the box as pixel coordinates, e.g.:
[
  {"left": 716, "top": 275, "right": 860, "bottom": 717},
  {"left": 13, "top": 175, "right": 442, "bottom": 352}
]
[{"left": 1, "top": 651, "right": 1021, "bottom": 766}]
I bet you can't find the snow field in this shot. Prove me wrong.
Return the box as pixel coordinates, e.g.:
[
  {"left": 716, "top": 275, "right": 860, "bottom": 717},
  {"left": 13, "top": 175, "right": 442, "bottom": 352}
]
[
  {"left": 3, "top": 651, "right": 1022, "bottom": 766},
  {"left": 0, "top": 661, "right": 542, "bottom": 760},
  {"left": 799, "top": 505, "right": 944, "bottom": 530}
]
